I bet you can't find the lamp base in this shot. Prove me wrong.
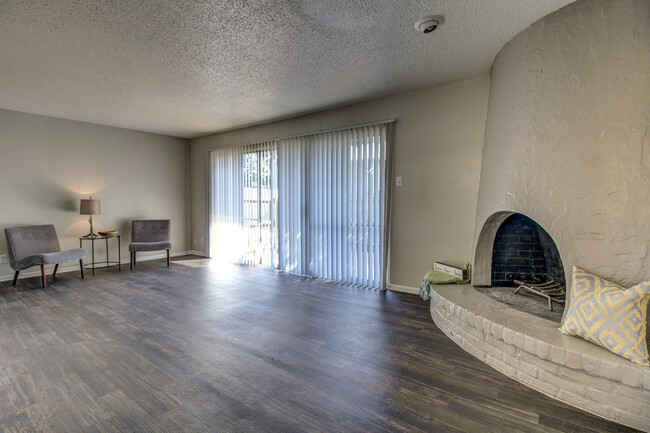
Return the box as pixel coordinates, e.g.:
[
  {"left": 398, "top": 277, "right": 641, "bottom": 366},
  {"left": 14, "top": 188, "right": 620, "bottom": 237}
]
[{"left": 83, "top": 215, "right": 98, "bottom": 238}]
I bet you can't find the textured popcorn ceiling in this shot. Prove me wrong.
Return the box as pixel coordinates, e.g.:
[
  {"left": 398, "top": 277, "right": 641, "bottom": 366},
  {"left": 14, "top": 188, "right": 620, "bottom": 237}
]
[{"left": 0, "top": 0, "right": 574, "bottom": 138}]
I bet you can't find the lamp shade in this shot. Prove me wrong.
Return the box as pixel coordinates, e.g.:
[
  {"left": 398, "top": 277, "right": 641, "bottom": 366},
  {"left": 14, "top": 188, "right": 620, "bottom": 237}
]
[{"left": 80, "top": 197, "right": 101, "bottom": 215}]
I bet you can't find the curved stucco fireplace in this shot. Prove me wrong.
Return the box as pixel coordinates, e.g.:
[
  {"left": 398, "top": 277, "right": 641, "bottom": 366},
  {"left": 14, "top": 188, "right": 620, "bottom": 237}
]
[{"left": 429, "top": 0, "right": 649, "bottom": 430}]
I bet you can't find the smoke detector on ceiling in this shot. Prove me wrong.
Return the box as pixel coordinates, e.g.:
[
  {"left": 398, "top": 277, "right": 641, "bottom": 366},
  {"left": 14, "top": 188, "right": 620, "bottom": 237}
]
[{"left": 415, "top": 15, "right": 444, "bottom": 33}]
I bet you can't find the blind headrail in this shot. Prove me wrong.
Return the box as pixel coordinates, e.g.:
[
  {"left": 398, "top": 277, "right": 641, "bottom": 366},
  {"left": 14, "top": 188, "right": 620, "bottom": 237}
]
[{"left": 204, "top": 119, "right": 396, "bottom": 153}]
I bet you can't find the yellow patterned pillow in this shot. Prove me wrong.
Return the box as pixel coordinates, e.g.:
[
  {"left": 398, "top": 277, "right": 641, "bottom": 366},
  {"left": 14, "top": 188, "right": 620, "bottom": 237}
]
[{"left": 560, "top": 266, "right": 650, "bottom": 366}]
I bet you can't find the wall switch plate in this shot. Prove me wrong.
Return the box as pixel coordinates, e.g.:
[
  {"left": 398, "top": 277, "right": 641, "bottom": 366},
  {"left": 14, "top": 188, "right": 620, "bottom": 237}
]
[
  {"left": 0, "top": 254, "right": 6, "bottom": 264},
  {"left": 194, "top": 239, "right": 197, "bottom": 246},
  {"left": 396, "top": 176, "right": 403, "bottom": 187}
]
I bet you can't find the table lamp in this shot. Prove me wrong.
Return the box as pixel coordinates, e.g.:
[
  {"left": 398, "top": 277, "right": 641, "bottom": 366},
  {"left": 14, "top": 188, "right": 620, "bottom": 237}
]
[{"left": 80, "top": 196, "right": 101, "bottom": 238}]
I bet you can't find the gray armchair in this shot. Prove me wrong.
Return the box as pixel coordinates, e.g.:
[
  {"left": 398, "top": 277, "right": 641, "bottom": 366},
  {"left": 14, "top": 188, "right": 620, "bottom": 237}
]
[
  {"left": 129, "top": 220, "right": 171, "bottom": 270},
  {"left": 4, "top": 224, "right": 88, "bottom": 287}
]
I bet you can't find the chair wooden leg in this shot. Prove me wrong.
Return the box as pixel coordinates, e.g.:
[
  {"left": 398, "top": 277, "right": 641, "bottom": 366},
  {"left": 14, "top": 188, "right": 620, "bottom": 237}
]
[
  {"left": 133, "top": 252, "right": 136, "bottom": 268},
  {"left": 53, "top": 264, "right": 59, "bottom": 278},
  {"left": 41, "top": 265, "right": 46, "bottom": 288},
  {"left": 12, "top": 271, "right": 19, "bottom": 286},
  {"left": 80, "top": 259, "right": 85, "bottom": 279},
  {"left": 167, "top": 249, "right": 170, "bottom": 267}
]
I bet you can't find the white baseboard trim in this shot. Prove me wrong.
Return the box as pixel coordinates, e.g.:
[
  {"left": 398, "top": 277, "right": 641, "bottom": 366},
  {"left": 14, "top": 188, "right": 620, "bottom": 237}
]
[
  {"left": 0, "top": 250, "right": 202, "bottom": 283},
  {"left": 187, "top": 250, "right": 208, "bottom": 257},
  {"left": 388, "top": 284, "right": 420, "bottom": 295}
]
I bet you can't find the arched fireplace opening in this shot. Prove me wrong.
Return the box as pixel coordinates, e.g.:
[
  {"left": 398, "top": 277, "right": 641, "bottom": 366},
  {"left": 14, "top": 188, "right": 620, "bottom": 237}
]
[
  {"left": 491, "top": 214, "right": 565, "bottom": 288},
  {"left": 473, "top": 211, "right": 566, "bottom": 321}
]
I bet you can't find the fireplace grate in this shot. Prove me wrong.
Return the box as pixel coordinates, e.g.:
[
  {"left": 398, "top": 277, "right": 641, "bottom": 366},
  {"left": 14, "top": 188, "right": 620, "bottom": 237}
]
[{"left": 513, "top": 279, "right": 565, "bottom": 311}]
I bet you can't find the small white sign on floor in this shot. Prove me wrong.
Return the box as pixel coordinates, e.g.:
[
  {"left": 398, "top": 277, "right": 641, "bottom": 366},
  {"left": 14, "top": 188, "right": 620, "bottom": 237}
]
[{"left": 433, "top": 262, "right": 466, "bottom": 279}]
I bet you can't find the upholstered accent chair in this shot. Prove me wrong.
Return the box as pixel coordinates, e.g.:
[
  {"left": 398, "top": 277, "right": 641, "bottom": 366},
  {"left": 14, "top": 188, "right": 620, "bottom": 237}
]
[
  {"left": 129, "top": 220, "right": 171, "bottom": 270},
  {"left": 4, "top": 224, "right": 88, "bottom": 287}
]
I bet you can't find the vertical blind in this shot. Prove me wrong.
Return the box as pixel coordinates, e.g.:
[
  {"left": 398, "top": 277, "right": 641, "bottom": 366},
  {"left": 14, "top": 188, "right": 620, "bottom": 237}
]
[
  {"left": 209, "top": 121, "right": 393, "bottom": 289},
  {"left": 209, "top": 141, "right": 277, "bottom": 267},
  {"left": 208, "top": 145, "right": 244, "bottom": 264},
  {"left": 277, "top": 137, "right": 308, "bottom": 276}
]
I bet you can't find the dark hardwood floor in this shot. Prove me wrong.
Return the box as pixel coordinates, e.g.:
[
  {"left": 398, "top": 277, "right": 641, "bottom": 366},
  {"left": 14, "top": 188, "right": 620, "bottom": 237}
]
[{"left": 0, "top": 256, "right": 639, "bottom": 433}]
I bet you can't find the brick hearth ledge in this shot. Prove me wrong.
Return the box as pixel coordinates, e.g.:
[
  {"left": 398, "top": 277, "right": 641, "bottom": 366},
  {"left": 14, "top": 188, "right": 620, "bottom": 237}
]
[{"left": 429, "top": 284, "right": 650, "bottom": 431}]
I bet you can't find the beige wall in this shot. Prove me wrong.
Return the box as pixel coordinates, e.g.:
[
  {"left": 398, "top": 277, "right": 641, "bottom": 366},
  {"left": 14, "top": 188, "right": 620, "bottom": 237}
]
[
  {"left": 190, "top": 75, "right": 490, "bottom": 289},
  {"left": 474, "top": 0, "right": 650, "bottom": 286},
  {"left": 0, "top": 109, "right": 190, "bottom": 279}
]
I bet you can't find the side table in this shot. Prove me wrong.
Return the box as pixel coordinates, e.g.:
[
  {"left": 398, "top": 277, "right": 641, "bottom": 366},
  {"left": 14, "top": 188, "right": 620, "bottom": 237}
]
[{"left": 79, "top": 235, "right": 121, "bottom": 275}]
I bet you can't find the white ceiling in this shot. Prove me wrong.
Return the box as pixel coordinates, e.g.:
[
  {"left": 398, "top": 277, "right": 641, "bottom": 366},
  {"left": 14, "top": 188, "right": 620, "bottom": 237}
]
[{"left": 0, "top": 0, "right": 575, "bottom": 138}]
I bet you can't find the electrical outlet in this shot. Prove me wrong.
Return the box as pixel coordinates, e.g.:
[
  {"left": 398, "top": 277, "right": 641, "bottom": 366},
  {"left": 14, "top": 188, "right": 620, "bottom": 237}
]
[
  {"left": 193, "top": 239, "right": 197, "bottom": 246},
  {"left": 200, "top": 237, "right": 204, "bottom": 244},
  {"left": 396, "top": 176, "right": 403, "bottom": 187},
  {"left": 0, "top": 254, "right": 6, "bottom": 264}
]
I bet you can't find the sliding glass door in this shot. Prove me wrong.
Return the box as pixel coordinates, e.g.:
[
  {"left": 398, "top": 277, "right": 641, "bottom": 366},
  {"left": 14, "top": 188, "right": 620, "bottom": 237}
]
[
  {"left": 209, "top": 122, "right": 393, "bottom": 289},
  {"left": 242, "top": 145, "right": 278, "bottom": 268}
]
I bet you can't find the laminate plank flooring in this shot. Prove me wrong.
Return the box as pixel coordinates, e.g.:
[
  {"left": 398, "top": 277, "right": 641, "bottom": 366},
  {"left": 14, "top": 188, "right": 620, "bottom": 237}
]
[{"left": 0, "top": 257, "right": 640, "bottom": 432}]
